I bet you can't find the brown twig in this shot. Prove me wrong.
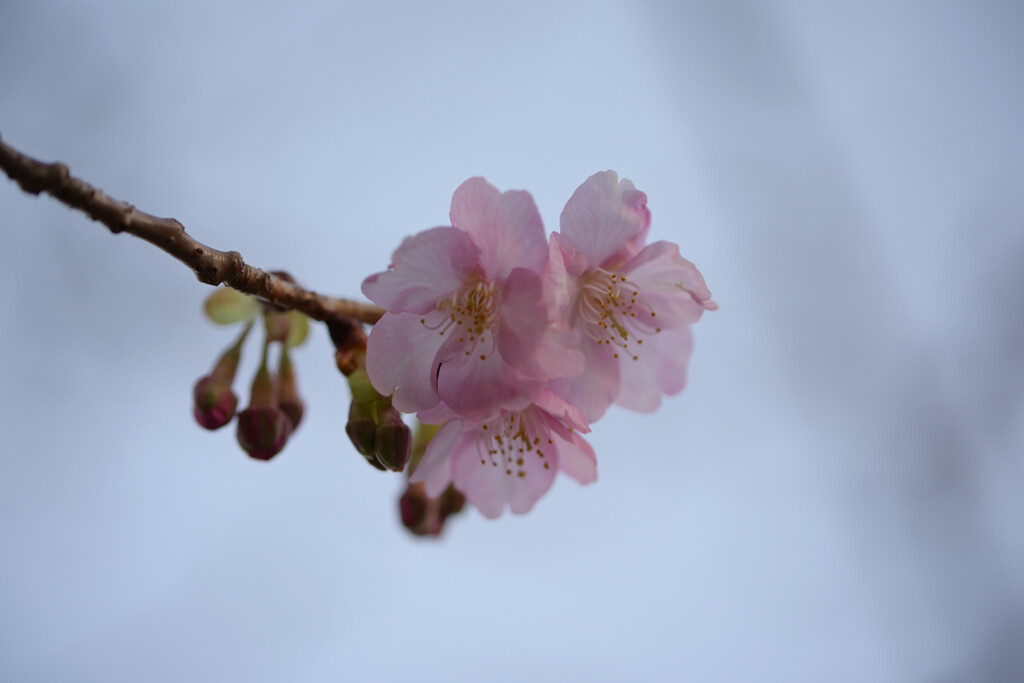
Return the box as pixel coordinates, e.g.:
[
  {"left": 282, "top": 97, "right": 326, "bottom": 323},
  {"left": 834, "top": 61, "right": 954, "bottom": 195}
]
[{"left": 0, "top": 134, "right": 384, "bottom": 325}]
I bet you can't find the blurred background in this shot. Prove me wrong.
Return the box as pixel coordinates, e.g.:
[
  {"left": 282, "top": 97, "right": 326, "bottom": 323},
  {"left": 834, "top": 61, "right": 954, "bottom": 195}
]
[{"left": 1, "top": 1, "right": 1022, "bottom": 681}]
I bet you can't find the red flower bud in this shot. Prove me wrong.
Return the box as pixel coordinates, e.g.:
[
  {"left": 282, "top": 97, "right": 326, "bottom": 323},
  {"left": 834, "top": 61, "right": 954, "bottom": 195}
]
[
  {"left": 191, "top": 323, "right": 249, "bottom": 431},
  {"left": 399, "top": 482, "right": 433, "bottom": 534},
  {"left": 236, "top": 341, "right": 292, "bottom": 461},
  {"left": 236, "top": 405, "right": 292, "bottom": 461},
  {"left": 399, "top": 482, "right": 466, "bottom": 537},
  {"left": 439, "top": 485, "right": 466, "bottom": 519},
  {"left": 192, "top": 376, "right": 238, "bottom": 430}
]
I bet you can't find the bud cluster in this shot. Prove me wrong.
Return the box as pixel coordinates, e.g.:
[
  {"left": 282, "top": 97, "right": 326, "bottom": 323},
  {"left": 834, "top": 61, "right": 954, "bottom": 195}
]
[
  {"left": 193, "top": 284, "right": 308, "bottom": 461},
  {"left": 332, "top": 323, "right": 412, "bottom": 473}
]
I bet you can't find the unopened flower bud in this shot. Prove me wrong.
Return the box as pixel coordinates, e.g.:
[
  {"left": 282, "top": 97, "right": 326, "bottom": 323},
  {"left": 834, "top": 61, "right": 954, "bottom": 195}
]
[
  {"left": 237, "top": 342, "right": 292, "bottom": 461},
  {"left": 343, "top": 351, "right": 410, "bottom": 470},
  {"left": 399, "top": 482, "right": 466, "bottom": 537},
  {"left": 399, "top": 482, "right": 435, "bottom": 535},
  {"left": 191, "top": 323, "right": 250, "bottom": 430},
  {"left": 236, "top": 406, "right": 292, "bottom": 461},
  {"left": 345, "top": 399, "right": 380, "bottom": 463},
  {"left": 345, "top": 394, "right": 410, "bottom": 472},
  {"left": 439, "top": 485, "right": 467, "bottom": 519},
  {"left": 374, "top": 406, "right": 411, "bottom": 472},
  {"left": 192, "top": 376, "right": 238, "bottom": 430},
  {"left": 277, "top": 346, "right": 304, "bottom": 430}
]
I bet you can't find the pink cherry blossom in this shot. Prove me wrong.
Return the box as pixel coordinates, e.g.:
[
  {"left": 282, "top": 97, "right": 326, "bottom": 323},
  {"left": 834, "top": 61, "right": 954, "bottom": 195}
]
[
  {"left": 550, "top": 171, "right": 717, "bottom": 421},
  {"left": 362, "top": 178, "right": 582, "bottom": 423},
  {"left": 411, "top": 390, "right": 597, "bottom": 519}
]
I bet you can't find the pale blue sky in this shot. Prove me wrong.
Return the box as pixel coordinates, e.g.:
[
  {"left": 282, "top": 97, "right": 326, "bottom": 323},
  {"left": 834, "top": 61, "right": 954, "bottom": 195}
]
[{"left": 2, "top": 2, "right": 1022, "bottom": 681}]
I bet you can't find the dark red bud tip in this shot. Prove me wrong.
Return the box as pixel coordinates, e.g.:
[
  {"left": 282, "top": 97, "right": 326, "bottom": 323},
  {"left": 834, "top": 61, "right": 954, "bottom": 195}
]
[
  {"left": 439, "top": 486, "right": 467, "bottom": 519},
  {"left": 375, "top": 420, "right": 412, "bottom": 472},
  {"left": 192, "top": 376, "right": 238, "bottom": 430},
  {"left": 193, "top": 402, "right": 236, "bottom": 431},
  {"left": 400, "top": 486, "right": 429, "bottom": 530},
  {"left": 236, "top": 406, "right": 292, "bottom": 461},
  {"left": 399, "top": 482, "right": 443, "bottom": 537},
  {"left": 398, "top": 483, "right": 466, "bottom": 537}
]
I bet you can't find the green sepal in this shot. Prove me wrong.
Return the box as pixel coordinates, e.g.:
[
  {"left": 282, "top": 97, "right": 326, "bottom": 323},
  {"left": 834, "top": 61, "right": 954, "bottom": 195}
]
[
  {"left": 204, "top": 288, "right": 260, "bottom": 325},
  {"left": 285, "top": 311, "right": 309, "bottom": 348}
]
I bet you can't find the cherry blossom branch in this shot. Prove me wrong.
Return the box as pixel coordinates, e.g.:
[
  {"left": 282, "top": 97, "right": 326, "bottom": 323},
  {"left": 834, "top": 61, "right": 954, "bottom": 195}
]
[{"left": 0, "top": 134, "right": 383, "bottom": 325}]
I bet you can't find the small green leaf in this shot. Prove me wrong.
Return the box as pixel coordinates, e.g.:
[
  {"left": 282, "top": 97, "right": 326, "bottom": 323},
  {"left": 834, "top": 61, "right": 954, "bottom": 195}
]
[{"left": 203, "top": 288, "right": 260, "bottom": 325}]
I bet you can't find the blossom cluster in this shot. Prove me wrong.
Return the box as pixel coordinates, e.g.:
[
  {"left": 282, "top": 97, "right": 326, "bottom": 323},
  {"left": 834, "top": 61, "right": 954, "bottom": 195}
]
[{"left": 362, "top": 172, "right": 716, "bottom": 518}]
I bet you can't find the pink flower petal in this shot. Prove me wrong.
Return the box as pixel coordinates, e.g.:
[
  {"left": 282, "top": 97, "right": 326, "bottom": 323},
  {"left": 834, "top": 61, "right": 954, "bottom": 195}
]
[
  {"left": 529, "top": 327, "right": 586, "bottom": 383},
  {"left": 506, "top": 444, "right": 559, "bottom": 516},
  {"left": 495, "top": 258, "right": 585, "bottom": 382},
  {"left": 494, "top": 267, "right": 585, "bottom": 381},
  {"left": 495, "top": 267, "right": 548, "bottom": 373},
  {"left": 415, "top": 401, "right": 457, "bottom": 427},
  {"left": 450, "top": 450, "right": 506, "bottom": 519},
  {"left": 545, "top": 233, "right": 576, "bottom": 316},
  {"left": 424, "top": 402, "right": 599, "bottom": 518},
  {"left": 450, "top": 415, "right": 558, "bottom": 518},
  {"left": 623, "top": 241, "right": 717, "bottom": 327},
  {"left": 362, "top": 227, "right": 480, "bottom": 315},
  {"left": 547, "top": 339, "right": 621, "bottom": 423},
  {"left": 615, "top": 324, "right": 694, "bottom": 413},
  {"left": 450, "top": 177, "right": 548, "bottom": 281},
  {"left": 533, "top": 389, "right": 590, "bottom": 433},
  {"left": 434, "top": 337, "right": 542, "bottom": 423},
  {"left": 364, "top": 312, "right": 444, "bottom": 414},
  {"left": 546, "top": 416, "right": 597, "bottom": 485},
  {"left": 411, "top": 418, "right": 463, "bottom": 497},
  {"left": 559, "top": 171, "right": 651, "bottom": 269}
]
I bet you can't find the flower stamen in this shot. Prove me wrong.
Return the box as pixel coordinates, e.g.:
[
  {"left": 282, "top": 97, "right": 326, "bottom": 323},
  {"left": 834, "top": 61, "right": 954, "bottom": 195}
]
[
  {"left": 421, "top": 275, "right": 500, "bottom": 359},
  {"left": 475, "top": 411, "right": 545, "bottom": 478},
  {"left": 577, "top": 268, "right": 655, "bottom": 361}
]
